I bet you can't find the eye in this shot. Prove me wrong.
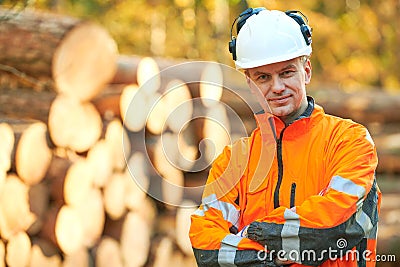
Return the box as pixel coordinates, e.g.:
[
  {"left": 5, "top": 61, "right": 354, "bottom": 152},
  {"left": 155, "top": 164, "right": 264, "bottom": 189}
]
[
  {"left": 280, "top": 70, "right": 296, "bottom": 78},
  {"left": 256, "top": 74, "right": 270, "bottom": 82}
]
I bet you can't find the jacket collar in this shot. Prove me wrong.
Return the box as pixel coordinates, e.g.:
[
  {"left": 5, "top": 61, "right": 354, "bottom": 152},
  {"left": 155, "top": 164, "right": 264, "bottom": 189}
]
[{"left": 255, "top": 96, "right": 324, "bottom": 140}]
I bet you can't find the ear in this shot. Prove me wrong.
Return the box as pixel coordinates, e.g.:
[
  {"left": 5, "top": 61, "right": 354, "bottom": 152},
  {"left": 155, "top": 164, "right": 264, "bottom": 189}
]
[
  {"left": 304, "top": 59, "right": 312, "bottom": 85},
  {"left": 244, "top": 71, "right": 252, "bottom": 86}
]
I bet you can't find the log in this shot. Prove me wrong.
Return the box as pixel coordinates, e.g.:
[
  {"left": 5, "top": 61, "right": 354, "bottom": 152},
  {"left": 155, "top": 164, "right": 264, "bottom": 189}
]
[
  {"left": 0, "top": 122, "right": 14, "bottom": 172},
  {"left": 111, "top": 55, "right": 205, "bottom": 91},
  {"left": 152, "top": 237, "right": 174, "bottom": 267},
  {"left": 119, "top": 84, "right": 146, "bottom": 132},
  {"left": 92, "top": 84, "right": 125, "bottom": 120},
  {"left": 48, "top": 95, "right": 102, "bottom": 153},
  {"left": 104, "top": 119, "right": 131, "bottom": 171},
  {"left": 4, "top": 119, "right": 54, "bottom": 177},
  {"left": 63, "top": 159, "right": 95, "bottom": 207},
  {"left": 5, "top": 231, "right": 32, "bottom": 267},
  {"left": 103, "top": 172, "right": 128, "bottom": 220},
  {"left": 202, "top": 103, "right": 231, "bottom": 164},
  {"left": 16, "top": 121, "right": 53, "bottom": 185},
  {"left": 120, "top": 212, "right": 151, "bottom": 267},
  {"left": 62, "top": 249, "right": 90, "bottom": 267},
  {"left": 175, "top": 200, "right": 198, "bottom": 256},
  {"left": 115, "top": 56, "right": 400, "bottom": 124},
  {"left": 311, "top": 88, "right": 400, "bottom": 124},
  {"left": 0, "top": 170, "right": 5, "bottom": 193},
  {"left": 55, "top": 205, "right": 84, "bottom": 255},
  {"left": 111, "top": 55, "right": 141, "bottom": 85},
  {"left": 29, "top": 244, "right": 62, "bottom": 267},
  {"left": 163, "top": 79, "right": 193, "bottom": 133},
  {"left": 0, "top": 88, "right": 55, "bottom": 122},
  {"left": 86, "top": 139, "right": 113, "bottom": 188},
  {"left": 0, "top": 8, "right": 118, "bottom": 100},
  {"left": 137, "top": 57, "right": 161, "bottom": 95},
  {"left": 95, "top": 237, "right": 123, "bottom": 267},
  {"left": 153, "top": 136, "right": 185, "bottom": 206},
  {"left": 146, "top": 92, "right": 168, "bottom": 135},
  {"left": 125, "top": 152, "right": 150, "bottom": 211},
  {"left": 0, "top": 174, "right": 36, "bottom": 240},
  {"left": 74, "top": 187, "right": 105, "bottom": 248},
  {"left": 169, "top": 251, "right": 197, "bottom": 267},
  {"left": 199, "top": 62, "right": 223, "bottom": 108},
  {"left": 0, "top": 240, "right": 4, "bottom": 267}
]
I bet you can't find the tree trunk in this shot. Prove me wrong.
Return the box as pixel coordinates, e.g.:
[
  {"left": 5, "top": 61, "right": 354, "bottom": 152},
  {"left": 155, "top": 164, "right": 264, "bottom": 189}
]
[{"left": 0, "top": 8, "right": 118, "bottom": 101}]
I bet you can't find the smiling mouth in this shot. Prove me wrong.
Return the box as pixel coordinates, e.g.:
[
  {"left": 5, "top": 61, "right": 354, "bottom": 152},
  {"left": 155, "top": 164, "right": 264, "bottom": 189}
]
[{"left": 268, "top": 95, "right": 291, "bottom": 103}]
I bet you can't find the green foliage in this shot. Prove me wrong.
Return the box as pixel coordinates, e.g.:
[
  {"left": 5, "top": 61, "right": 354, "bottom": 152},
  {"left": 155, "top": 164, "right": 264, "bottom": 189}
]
[{"left": 2, "top": 0, "right": 399, "bottom": 91}]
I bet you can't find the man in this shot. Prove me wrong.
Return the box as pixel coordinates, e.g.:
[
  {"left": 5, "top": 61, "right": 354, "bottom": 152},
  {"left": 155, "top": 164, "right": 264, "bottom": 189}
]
[{"left": 189, "top": 7, "right": 381, "bottom": 267}]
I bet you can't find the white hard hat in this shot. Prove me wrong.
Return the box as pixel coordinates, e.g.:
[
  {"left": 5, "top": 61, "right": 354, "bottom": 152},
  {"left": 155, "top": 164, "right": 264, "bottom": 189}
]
[{"left": 233, "top": 9, "right": 312, "bottom": 69}]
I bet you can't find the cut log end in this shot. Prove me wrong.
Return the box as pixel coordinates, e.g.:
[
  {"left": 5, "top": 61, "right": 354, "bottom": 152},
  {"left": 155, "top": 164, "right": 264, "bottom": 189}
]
[{"left": 53, "top": 22, "right": 118, "bottom": 101}]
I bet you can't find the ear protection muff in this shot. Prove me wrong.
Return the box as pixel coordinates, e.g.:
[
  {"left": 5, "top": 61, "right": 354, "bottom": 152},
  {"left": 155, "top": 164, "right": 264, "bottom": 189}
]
[
  {"left": 228, "top": 8, "right": 313, "bottom": 61},
  {"left": 284, "top": 10, "right": 313, "bottom": 46},
  {"left": 228, "top": 7, "right": 265, "bottom": 61}
]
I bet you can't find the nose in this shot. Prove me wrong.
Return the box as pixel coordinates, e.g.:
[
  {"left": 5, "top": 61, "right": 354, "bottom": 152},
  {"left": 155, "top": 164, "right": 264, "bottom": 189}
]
[{"left": 271, "top": 76, "right": 285, "bottom": 94}]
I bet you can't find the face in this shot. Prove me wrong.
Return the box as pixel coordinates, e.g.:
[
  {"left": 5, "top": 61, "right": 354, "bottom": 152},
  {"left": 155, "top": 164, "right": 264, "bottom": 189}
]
[{"left": 245, "top": 57, "right": 312, "bottom": 123}]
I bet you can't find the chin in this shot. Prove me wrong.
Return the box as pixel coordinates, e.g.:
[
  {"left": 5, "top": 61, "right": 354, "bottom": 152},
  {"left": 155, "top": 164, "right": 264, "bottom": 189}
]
[{"left": 271, "top": 108, "right": 291, "bottom": 118}]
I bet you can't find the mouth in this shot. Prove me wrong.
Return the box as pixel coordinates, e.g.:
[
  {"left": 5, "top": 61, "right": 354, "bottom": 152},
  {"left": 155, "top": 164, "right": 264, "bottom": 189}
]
[{"left": 268, "top": 95, "right": 291, "bottom": 104}]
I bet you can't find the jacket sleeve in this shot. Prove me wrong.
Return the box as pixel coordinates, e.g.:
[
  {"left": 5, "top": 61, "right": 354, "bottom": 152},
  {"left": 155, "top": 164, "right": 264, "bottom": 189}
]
[
  {"left": 189, "top": 139, "right": 276, "bottom": 267},
  {"left": 247, "top": 124, "right": 381, "bottom": 266}
]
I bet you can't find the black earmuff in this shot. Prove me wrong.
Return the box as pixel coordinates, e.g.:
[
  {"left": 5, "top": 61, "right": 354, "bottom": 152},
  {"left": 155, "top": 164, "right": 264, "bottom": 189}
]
[
  {"left": 228, "top": 8, "right": 313, "bottom": 61},
  {"left": 284, "top": 10, "right": 313, "bottom": 46}
]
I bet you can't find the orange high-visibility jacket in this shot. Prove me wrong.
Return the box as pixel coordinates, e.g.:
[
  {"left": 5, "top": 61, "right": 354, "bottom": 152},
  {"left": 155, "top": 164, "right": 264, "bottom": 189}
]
[{"left": 189, "top": 98, "right": 381, "bottom": 267}]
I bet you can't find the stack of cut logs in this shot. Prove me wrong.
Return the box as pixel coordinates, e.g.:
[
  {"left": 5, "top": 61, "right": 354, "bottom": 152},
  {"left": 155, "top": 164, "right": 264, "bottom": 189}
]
[
  {"left": 0, "top": 8, "right": 199, "bottom": 267},
  {"left": 1, "top": 7, "right": 400, "bottom": 267}
]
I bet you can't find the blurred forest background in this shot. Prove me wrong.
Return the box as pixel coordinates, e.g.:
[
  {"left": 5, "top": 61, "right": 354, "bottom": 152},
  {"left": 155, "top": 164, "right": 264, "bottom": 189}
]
[
  {"left": 2, "top": 0, "right": 400, "bottom": 91},
  {"left": 0, "top": 0, "right": 399, "bottom": 267}
]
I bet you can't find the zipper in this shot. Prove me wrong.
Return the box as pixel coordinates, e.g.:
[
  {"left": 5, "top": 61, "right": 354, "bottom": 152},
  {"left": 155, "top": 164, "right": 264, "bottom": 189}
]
[
  {"left": 273, "top": 128, "right": 286, "bottom": 209},
  {"left": 290, "top": 182, "right": 297, "bottom": 208}
]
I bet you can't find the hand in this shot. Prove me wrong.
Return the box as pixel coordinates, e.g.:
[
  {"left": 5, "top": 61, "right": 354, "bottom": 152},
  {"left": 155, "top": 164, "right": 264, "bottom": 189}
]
[{"left": 246, "top": 221, "right": 269, "bottom": 246}]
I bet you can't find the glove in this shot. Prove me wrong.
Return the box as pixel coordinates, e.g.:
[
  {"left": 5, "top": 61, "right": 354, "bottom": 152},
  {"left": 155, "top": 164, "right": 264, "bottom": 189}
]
[
  {"left": 246, "top": 221, "right": 269, "bottom": 246},
  {"left": 247, "top": 222, "right": 295, "bottom": 266}
]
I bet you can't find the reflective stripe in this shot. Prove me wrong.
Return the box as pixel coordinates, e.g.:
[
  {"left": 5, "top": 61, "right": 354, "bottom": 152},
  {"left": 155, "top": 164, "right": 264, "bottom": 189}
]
[
  {"left": 200, "top": 194, "right": 240, "bottom": 228},
  {"left": 368, "top": 224, "right": 378, "bottom": 239},
  {"left": 365, "top": 128, "right": 375, "bottom": 147},
  {"left": 281, "top": 209, "right": 301, "bottom": 263},
  {"left": 221, "top": 234, "right": 243, "bottom": 247},
  {"left": 356, "top": 208, "right": 373, "bottom": 237},
  {"left": 218, "top": 234, "right": 240, "bottom": 267},
  {"left": 284, "top": 208, "right": 299, "bottom": 220},
  {"left": 328, "top": 176, "right": 366, "bottom": 199},
  {"left": 193, "top": 208, "right": 204, "bottom": 217}
]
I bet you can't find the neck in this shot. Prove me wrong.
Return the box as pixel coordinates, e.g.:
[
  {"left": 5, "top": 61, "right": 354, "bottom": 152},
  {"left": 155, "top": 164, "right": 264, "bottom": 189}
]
[{"left": 280, "top": 98, "right": 309, "bottom": 125}]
